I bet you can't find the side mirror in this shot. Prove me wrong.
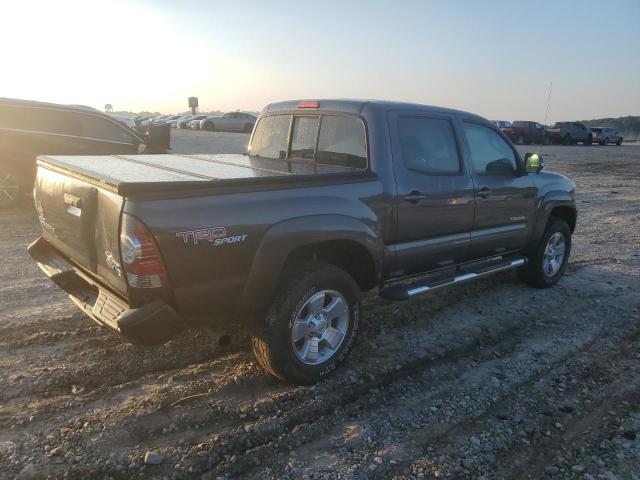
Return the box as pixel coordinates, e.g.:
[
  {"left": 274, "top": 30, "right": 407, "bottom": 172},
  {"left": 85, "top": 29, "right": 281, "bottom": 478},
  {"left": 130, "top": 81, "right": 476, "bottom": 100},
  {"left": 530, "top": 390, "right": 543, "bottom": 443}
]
[{"left": 524, "top": 152, "right": 544, "bottom": 173}]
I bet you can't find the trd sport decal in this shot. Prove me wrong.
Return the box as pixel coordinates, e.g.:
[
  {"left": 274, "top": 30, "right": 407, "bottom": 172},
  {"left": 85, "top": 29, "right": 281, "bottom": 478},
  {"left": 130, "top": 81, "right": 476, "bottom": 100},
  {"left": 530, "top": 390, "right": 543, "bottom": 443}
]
[{"left": 175, "top": 227, "right": 247, "bottom": 246}]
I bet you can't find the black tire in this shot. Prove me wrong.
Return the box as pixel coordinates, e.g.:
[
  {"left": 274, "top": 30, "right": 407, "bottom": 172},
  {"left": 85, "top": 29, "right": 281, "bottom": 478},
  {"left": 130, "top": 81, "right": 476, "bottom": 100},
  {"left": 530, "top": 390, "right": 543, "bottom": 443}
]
[
  {"left": 563, "top": 134, "right": 571, "bottom": 145},
  {"left": 616, "top": 138, "right": 622, "bottom": 146},
  {"left": 603, "top": 137, "right": 609, "bottom": 146},
  {"left": 543, "top": 136, "right": 551, "bottom": 145},
  {"left": 202, "top": 122, "right": 214, "bottom": 131},
  {"left": 243, "top": 123, "right": 253, "bottom": 133},
  {"left": 0, "top": 165, "right": 23, "bottom": 209},
  {"left": 516, "top": 135, "right": 524, "bottom": 145},
  {"left": 584, "top": 135, "right": 592, "bottom": 145},
  {"left": 251, "top": 261, "right": 361, "bottom": 384},
  {"left": 518, "top": 219, "right": 571, "bottom": 288}
]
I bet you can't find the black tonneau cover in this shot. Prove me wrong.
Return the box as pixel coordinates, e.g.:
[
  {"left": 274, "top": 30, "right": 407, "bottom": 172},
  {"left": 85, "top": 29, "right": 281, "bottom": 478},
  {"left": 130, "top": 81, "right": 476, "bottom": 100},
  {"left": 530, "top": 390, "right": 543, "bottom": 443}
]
[{"left": 37, "top": 153, "right": 366, "bottom": 196}]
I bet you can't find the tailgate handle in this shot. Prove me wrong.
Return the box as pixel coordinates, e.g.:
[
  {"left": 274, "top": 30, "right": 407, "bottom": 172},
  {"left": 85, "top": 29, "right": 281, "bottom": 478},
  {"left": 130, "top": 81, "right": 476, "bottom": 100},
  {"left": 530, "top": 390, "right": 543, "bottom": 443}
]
[{"left": 64, "top": 193, "right": 82, "bottom": 216}]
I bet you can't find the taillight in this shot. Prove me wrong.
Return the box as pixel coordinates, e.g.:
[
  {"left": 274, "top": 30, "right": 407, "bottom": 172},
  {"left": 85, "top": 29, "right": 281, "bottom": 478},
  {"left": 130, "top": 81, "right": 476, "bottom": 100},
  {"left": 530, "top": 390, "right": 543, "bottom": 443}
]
[{"left": 120, "top": 213, "right": 168, "bottom": 288}]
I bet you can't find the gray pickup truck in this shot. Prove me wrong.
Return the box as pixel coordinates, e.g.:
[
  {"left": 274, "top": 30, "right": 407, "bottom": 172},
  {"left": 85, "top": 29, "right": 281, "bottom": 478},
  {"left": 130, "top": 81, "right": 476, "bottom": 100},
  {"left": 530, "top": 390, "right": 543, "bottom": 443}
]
[{"left": 28, "top": 99, "right": 577, "bottom": 384}]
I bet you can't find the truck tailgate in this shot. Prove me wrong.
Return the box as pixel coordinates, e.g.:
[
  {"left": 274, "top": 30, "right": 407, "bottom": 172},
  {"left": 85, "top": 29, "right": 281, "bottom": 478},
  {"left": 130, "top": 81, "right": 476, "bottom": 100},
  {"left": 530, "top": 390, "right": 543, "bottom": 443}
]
[{"left": 34, "top": 165, "right": 128, "bottom": 296}]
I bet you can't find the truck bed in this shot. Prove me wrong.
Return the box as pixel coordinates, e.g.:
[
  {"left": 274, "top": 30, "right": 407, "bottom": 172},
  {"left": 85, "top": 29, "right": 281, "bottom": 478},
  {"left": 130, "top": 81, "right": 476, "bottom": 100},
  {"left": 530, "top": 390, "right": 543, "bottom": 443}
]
[{"left": 37, "top": 153, "right": 360, "bottom": 195}]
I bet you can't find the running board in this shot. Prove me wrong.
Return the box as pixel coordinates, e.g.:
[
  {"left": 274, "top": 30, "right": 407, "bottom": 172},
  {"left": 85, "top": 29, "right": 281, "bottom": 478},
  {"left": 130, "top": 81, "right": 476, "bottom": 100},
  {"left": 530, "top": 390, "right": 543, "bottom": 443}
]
[{"left": 379, "top": 257, "right": 527, "bottom": 301}]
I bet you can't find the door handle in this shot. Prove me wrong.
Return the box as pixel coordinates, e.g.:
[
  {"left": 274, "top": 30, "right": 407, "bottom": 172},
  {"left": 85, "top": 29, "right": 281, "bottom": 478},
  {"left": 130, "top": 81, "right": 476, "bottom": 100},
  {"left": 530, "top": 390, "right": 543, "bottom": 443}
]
[
  {"left": 478, "top": 187, "right": 491, "bottom": 199},
  {"left": 404, "top": 191, "right": 427, "bottom": 203}
]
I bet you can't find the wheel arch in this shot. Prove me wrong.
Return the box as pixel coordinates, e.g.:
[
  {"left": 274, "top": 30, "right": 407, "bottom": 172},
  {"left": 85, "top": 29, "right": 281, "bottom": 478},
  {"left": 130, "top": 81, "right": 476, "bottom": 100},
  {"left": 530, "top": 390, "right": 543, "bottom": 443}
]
[{"left": 237, "top": 215, "right": 383, "bottom": 319}]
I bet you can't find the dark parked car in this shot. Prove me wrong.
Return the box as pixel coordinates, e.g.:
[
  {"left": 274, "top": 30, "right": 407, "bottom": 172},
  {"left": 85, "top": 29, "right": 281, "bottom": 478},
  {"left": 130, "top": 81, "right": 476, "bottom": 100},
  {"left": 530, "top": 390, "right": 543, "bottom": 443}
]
[
  {"left": 29, "top": 99, "right": 576, "bottom": 384},
  {"left": 500, "top": 121, "right": 551, "bottom": 145},
  {"left": 0, "top": 98, "right": 170, "bottom": 208},
  {"left": 546, "top": 122, "right": 593, "bottom": 145},
  {"left": 590, "top": 127, "right": 623, "bottom": 145},
  {"left": 200, "top": 112, "right": 257, "bottom": 132}
]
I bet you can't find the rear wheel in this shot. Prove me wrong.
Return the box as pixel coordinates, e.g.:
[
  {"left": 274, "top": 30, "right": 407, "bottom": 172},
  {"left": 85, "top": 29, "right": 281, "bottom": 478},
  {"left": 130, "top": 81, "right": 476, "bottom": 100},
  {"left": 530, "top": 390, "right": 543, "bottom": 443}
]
[
  {"left": 584, "top": 135, "right": 592, "bottom": 145},
  {"left": 251, "top": 261, "right": 361, "bottom": 384},
  {"left": 543, "top": 136, "right": 551, "bottom": 145},
  {"left": 202, "top": 121, "right": 214, "bottom": 131},
  {"left": 0, "top": 166, "right": 23, "bottom": 209},
  {"left": 517, "top": 135, "right": 524, "bottom": 145},
  {"left": 616, "top": 137, "right": 622, "bottom": 146},
  {"left": 603, "top": 137, "right": 609, "bottom": 145},
  {"left": 519, "top": 219, "right": 571, "bottom": 288},
  {"left": 563, "top": 134, "right": 571, "bottom": 145},
  {"left": 243, "top": 123, "right": 253, "bottom": 133}
]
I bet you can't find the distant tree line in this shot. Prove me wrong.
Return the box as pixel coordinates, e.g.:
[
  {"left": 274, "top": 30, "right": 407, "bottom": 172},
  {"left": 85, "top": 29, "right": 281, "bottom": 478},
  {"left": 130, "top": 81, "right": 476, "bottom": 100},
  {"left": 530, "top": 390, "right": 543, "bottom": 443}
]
[{"left": 579, "top": 116, "right": 640, "bottom": 140}]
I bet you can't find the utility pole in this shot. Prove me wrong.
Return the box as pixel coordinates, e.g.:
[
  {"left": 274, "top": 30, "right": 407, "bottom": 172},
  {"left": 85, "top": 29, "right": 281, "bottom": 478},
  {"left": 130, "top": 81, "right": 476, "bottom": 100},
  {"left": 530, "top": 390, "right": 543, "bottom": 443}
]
[{"left": 544, "top": 81, "right": 553, "bottom": 125}]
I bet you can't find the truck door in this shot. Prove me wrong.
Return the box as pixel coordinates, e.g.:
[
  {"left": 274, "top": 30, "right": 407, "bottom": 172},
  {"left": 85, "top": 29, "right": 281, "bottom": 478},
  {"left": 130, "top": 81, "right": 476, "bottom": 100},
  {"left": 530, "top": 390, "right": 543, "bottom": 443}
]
[
  {"left": 460, "top": 120, "right": 536, "bottom": 259},
  {"left": 389, "top": 111, "right": 475, "bottom": 276}
]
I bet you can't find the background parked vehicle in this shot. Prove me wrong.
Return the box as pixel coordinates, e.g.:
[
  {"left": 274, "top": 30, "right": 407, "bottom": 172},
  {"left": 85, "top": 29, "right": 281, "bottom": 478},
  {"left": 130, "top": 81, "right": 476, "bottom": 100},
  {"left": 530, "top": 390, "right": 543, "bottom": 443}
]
[
  {"left": 547, "top": 122, "right": 593, "bottom": 145},
  {"left": 176, "top": 116, "right": 195, "bottom": 129},
  {"left": 0, "top": 98, "right": 170, "bottom": 208},
  {"left": 591, "top": 127, "right": 623, "bottom": 145},
  {"left": 188, "top": 115, "right": 207, "bottom": 129},
  {"left": 200, "top": 112, "right": 257, "bottom": 132},
  {"left": 501, "top": 121, "right": 551, "bottom": 145},
  {"left": 491, "top": 120, "right": 512, "bottom": 129}
]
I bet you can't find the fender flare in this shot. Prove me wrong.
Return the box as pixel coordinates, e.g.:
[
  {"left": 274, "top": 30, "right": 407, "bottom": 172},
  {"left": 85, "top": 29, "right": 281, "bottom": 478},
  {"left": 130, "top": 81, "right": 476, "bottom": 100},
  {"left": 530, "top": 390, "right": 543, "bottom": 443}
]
[
  {"left": 527, "top": 190, "right": 576, "bottom": 251},
  {"left": 237, "top": 215, "right": 383, "bottom": 317}
]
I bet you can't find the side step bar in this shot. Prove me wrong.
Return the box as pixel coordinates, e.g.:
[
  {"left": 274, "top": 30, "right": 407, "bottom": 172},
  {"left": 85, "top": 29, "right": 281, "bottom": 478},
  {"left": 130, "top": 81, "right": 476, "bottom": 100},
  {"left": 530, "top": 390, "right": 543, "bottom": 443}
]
[{"left": 379, "top": 257, "right": 526, "bottom": 301}]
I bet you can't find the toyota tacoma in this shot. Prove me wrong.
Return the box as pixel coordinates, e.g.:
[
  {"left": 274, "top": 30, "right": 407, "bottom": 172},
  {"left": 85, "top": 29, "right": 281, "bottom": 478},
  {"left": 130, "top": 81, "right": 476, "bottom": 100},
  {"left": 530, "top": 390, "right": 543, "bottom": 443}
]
[{"left": 28, "top": 99, "right": 577, "bottom": 384}]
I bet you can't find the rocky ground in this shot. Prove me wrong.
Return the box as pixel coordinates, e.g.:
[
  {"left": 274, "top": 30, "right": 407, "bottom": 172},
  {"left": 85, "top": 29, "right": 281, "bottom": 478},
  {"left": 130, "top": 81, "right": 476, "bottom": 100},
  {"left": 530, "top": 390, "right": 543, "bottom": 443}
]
[{"left": 1, "top": 134, "right": 639, "bottom": 480}]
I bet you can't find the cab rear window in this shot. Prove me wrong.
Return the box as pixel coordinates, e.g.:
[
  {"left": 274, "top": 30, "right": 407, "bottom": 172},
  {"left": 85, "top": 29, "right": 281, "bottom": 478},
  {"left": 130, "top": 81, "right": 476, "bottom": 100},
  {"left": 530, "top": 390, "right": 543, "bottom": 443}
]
[{"left": 249, "top": 113, "right": 367, "bottom": 170}]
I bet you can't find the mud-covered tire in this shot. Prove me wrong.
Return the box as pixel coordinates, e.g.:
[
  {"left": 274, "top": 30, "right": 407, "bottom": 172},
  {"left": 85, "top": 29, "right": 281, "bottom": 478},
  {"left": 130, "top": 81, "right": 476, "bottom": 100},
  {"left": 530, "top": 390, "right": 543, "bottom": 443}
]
[
  {"left": 0, "top": 165, "right": 23, "bottom": 209},
  {"left": 251, "top": 261, "right": 361, "bottom": 384},
  {"left": 519, "top": 219, "right": 571, "bottom": 288}
]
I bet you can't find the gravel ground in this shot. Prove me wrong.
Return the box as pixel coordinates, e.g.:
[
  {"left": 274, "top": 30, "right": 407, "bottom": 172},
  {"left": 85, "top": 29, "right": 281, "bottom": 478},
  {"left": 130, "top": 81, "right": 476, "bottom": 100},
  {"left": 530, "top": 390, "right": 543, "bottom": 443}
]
[{"left": 1, "top": 133, "right": 639, "bottom": 480}]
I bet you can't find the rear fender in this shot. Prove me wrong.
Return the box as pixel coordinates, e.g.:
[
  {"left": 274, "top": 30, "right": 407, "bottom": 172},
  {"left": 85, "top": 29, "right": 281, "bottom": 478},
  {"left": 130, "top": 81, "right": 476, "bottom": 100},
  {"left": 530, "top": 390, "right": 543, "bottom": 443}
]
[{"left": 238, "top": 215, "right": 383, "bottom": 317}]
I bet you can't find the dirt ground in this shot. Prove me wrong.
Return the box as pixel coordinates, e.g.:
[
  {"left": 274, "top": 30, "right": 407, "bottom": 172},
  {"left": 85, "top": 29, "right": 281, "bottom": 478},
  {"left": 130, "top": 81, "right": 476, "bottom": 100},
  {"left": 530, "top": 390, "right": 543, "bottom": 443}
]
[{"left": 1, "top": 132, "right": 639, "bottom": 480}]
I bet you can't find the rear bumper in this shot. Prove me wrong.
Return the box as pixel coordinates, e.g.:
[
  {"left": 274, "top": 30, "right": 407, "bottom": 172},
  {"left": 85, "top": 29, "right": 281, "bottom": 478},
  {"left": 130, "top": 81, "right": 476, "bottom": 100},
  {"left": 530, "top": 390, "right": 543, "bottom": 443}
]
[{"left": 27, "top": 237, "right": 185, "bottom": 346}]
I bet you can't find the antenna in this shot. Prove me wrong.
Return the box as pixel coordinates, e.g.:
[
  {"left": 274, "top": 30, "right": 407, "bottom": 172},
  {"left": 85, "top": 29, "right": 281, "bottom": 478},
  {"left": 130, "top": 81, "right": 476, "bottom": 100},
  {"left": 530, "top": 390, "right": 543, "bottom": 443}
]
[{"left": 544, "top": 81, "right": 553, "bottom": 125}]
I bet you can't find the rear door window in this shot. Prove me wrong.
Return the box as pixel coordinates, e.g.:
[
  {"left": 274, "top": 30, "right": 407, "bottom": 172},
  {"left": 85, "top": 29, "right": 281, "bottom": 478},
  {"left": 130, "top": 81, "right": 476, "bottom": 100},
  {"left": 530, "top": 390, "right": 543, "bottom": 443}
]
[
  {"left": 316, "top": 115, "right": 367, "bottom": 169},
  {"left": 397, "top": 116, "right": 460, "bottom": 174},
  {"left": 290, "top": 116, "right": 319, "bottom": 160},
  {"left": 249, "top": 114, "right": 291, "bottom": 159}
]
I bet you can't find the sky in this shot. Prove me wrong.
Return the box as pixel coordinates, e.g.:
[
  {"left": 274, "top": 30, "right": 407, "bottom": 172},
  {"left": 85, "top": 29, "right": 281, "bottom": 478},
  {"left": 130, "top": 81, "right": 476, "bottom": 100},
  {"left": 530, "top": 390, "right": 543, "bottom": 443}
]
[{"left": 1, "top": 0, "right": 639, "bottom": 123}]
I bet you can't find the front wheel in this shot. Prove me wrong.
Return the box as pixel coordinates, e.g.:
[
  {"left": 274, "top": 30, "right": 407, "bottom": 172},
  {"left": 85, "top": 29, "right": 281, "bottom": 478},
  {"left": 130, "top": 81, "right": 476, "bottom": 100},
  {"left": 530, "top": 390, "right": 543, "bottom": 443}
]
[
  {"left": 616, "top": 138, "right": 623, "bottom": 146},
  {"left": 543, "top": 136, "right": 551, "bottom": 145},
  {"left": 251, "top": 261, "right": 361, "bottom": 384},
  {"left": 519, "top": 219, "right": 571, "bottom": 288},
  {"left": 584, "top": 135, "right": 593, "bottom": 145},
  {"left": 516, "top": 135, "right": 524, "bottom": 145},
  {"left": 563, "top": 134, "right": 571, "bottom": 145}
]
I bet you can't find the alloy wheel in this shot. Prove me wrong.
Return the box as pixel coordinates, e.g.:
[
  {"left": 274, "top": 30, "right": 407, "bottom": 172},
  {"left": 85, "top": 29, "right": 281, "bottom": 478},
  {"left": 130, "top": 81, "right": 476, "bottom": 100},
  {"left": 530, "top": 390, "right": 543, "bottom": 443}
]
[
  {"left": 291, "top": 289, "right": 350, "bottom": 365},
  {"left": 542, "top": 232, "right": 566, "bottom": 278}
]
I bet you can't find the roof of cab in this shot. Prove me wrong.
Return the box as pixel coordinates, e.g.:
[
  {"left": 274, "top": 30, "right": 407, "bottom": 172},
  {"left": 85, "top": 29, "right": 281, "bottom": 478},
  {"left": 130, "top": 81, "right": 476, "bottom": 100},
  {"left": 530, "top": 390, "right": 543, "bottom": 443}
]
[{"left": 263, "top": 99, "right": 486, "bottom": 121}]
